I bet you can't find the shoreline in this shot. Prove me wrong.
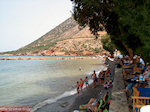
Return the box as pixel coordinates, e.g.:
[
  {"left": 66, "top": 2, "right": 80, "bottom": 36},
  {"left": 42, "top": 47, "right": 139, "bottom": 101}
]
[
  {"left": 34, "top": 82, "right": 111, "bottom": 112},
  {"left": 0, "top": 56, "right": 105, "bottom": 60},
  {"left": 33, "top": 58, "right": 115, "bottom": 112}
]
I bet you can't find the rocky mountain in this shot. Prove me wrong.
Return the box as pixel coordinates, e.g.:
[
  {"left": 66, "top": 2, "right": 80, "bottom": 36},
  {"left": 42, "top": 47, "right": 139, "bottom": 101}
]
[{"left": 3, "top": 17, "right": 107, "bottom": 56}]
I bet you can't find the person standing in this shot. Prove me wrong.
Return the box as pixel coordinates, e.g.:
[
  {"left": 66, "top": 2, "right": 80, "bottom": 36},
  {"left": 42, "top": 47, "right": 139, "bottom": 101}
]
[
  {"left": 99, "top": 71, "right": 105, "bottom": 85},
  {"left": 76, "top": 81, "right": 80, "bottom": 96},
  {"left": 84, "top": 76, "right": 89, "bottom": 88},
  {"left": 143, "top": 64, "right": 150, "bottom": 88},
  {"left": 80, "top": 78, "right": 84, "bottom": 91},
  {"left": 91, "top": 70, "right": 97, "bottom": 88}
]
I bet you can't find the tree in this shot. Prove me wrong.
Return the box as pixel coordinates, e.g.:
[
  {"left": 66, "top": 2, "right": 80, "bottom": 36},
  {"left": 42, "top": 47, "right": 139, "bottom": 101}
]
[
  {"left": 101, "top": 34, "right": 116, "bottom": 55},
  {"left": 114, "top": 0, "right": 150, "bottom": 61},
  {"left": 71, "top": 0, "right": 150, "bottom": 61}
]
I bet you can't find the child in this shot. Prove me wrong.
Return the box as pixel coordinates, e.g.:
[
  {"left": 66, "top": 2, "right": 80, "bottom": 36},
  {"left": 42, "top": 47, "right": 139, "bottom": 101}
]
[
  {"left": 84, "top": 76, "right": 89, "bottom": 88},
  {"left": 80, "top": 78, "right": 84, "bottom": 90},
  {"left": 76, "top": 81, "right": 80, "bottom": 96}
]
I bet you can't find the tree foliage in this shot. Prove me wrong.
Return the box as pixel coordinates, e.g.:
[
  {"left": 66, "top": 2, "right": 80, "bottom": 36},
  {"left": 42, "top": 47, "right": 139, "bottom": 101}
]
[
  {"left": 71, "top": 0, "right": 150, "bottom": 62},
  {"left": 101, "top": 34, "right": 116, "bottom": 55}
]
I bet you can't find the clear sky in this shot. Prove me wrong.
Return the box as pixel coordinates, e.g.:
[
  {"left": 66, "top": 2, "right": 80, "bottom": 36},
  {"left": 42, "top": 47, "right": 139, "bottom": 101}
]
[{"left": 0, "top": 0, "right": 73, "bottom": 52}]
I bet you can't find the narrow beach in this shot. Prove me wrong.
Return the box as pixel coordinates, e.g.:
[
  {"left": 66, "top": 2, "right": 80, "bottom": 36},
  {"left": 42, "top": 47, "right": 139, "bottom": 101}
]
[{"left": 34, "top": 58, "right": 115, "bottom": 112}]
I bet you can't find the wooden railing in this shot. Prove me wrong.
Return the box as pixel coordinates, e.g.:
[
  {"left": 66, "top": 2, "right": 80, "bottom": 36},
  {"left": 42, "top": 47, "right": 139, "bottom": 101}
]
[
  {"left": 132, "top": 87, "right": 150, "bottom": 112},
  {"left": 132, "top": 96, "right": 150, "bottom": 112}
]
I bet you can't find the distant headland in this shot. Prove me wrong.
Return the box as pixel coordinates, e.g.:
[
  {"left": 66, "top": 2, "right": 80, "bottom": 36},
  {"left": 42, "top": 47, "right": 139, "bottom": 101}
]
[{"left": 0, "top": 17, "right": 109, "bottom": 57}]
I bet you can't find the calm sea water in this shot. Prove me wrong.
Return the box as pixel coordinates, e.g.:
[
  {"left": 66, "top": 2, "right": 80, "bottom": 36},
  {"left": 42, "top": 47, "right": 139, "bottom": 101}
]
[{"left": 0, "top": 56, "right": 104, "bottom": 108}]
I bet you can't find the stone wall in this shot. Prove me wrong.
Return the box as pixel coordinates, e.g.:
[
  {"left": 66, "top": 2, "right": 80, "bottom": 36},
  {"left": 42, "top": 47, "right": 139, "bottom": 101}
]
[{"left": 109, "top": 68, "right": 129, "bottom": 112}]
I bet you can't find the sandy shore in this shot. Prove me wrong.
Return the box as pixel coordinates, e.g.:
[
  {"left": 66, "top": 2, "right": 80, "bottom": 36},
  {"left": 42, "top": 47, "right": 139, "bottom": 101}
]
[
  {"left": 0, "top": 56, "right": 103, "bottom": 60},
  {"left": 33, "top": 58, "right": 115, "bottom": 112}
]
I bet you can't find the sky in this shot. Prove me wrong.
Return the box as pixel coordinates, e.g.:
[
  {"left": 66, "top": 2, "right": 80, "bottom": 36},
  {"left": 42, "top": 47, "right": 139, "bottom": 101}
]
[{"left": 0, "top": 0, "right": 73, "bottom": 52}]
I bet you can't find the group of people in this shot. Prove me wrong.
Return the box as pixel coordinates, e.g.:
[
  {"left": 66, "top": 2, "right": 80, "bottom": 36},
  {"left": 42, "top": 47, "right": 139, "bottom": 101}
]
[
  {"left": 79, "top": 92, "right": 110, "bottom": 112},
  {"left": 76, "top": 67, "right": 113, "bottom": 96},
  {"left": 91, "top": 68, "right": 113, "bottom": 89},
  {"left": 99, "top": 68, "right": 113, "bottom": 89},
  {"left": 76, "top": 77, "right": 89, "bottom": 96},
  {"left": 116, "top": 55, "right": 150, "bottom": 92}
]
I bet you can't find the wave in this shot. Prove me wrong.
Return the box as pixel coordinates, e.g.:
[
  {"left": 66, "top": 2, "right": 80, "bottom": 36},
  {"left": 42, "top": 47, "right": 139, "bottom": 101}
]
[
  {"left": 31, "top": 89, "right": 77, "bottom": 112},
  {"left": 31, "top": 64, "right": 107, "bottom": 112},
  {"left": 31, "top": 78, "right": 93, "bottom": 112}
]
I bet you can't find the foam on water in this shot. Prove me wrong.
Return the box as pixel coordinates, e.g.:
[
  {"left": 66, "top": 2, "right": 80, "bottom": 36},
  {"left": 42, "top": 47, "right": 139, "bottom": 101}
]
[{"left": 31, "top": 88, "right": 76, "bottom": 112}]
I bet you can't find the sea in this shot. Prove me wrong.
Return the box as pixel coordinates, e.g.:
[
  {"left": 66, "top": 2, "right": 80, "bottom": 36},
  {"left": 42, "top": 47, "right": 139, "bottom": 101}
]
[{"left": 0, "top": 56, "right": 105, "bottom": 111}]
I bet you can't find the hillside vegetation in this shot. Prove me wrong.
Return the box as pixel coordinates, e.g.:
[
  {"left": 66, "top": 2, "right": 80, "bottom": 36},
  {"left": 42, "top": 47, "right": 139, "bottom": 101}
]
[{"left": 2, "top": 17, "right": 107, "bottom": 56}]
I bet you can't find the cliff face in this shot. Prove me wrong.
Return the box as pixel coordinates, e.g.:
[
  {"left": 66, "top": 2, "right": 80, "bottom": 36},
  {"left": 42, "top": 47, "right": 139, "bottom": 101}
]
[{"left": 4, "top": 17, "right": 108, "bottom": 56}]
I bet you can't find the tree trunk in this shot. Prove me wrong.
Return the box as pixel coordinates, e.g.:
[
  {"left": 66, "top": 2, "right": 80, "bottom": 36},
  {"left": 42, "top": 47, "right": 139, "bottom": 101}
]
[{"left": 122, "top": 42, "right": 134, "bottom": 58}]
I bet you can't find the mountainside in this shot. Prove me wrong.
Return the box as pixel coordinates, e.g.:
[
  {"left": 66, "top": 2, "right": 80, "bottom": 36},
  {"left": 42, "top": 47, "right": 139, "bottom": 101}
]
[{"left": 3, "top": 17, "right": 107, "bottom": 56}]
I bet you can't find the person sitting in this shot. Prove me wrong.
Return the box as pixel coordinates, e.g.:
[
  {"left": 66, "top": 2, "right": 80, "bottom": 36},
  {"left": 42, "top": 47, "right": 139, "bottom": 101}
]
[
  {"left": 143, "top": 64, "right": 150, "bottom": 88},
  {"left": 99, "top": 92, "right": 110, "bottom": 112},
  {"left": 103, "top": 78, "right": 113, "bottom": 89},
  {"left": 80, "top": 98, "right": 98, "bottom": 108},
  {"left": 80, "top": 98, "right": 101, "bottom": 112},
  {"left": 80, "top": 92, "right": 110, "bottom": 112},
  {"left": 116, "top": 57, "right": 123, "bottom": 68},
  {"left": 123, "top": 58, "right": 130, "bottom": 65},
  {"left": 105, "top": 68, "right": 111, "bottom": 75},
  {"left": 121, "top": 80, "right": 138, "bottom": 92}
]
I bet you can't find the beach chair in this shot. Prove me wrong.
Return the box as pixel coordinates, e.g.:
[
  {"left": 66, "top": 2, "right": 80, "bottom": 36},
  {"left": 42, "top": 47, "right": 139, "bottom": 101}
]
[
  {"left": 122, "top": 65, "right": 131, "bottom": 69},
  {"left": 132, "top": 68, "right": 141, "bottom": 74},
  {"left": 132, "top": 87, "right": 150, "bottom": 112},
  {"left": 122, "top": 65, "right": 133, "bottom": 79}
]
